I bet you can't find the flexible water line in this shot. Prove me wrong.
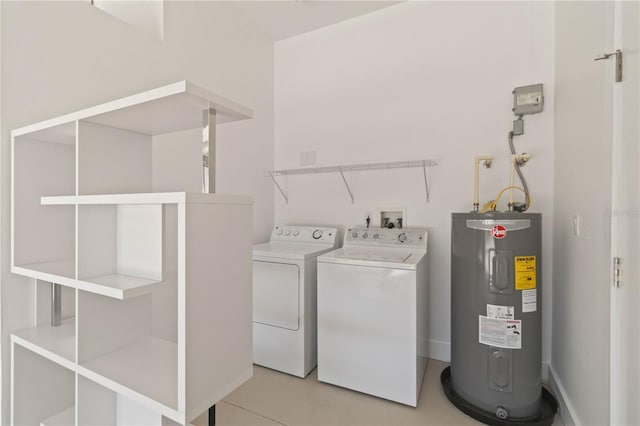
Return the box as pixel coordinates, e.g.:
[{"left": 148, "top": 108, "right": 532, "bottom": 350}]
[{"left": 510, "top": 154, "right": 531, "bottom": 207}]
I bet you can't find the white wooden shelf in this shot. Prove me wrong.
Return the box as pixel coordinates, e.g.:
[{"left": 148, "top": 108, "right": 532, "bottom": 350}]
[
  {"left": 12, "top": 81, "right": 252, "bottom": 140},
  {"left": 13, "top": 262, "right": 162, "bottom": 300},
  {"left": 78, "top": 337, "right": 178, "bottom": 421},
  {"left": 12, "top": 320, "right": 76, "bottom": 369},
  {"left": 41, "top": 192, "right": 252, "bottom": 206},
  {"left": 77, "top": 274, "right": 162, "bottom": 300},
  {"left": 40, "top": 406, "right": 74, "bottom": 426},
  {"left": 12, "top": 260, "right": 75, "bottom": 285},
  {"left": 268, "top": 159, "right": 439, "bottom": 203}
]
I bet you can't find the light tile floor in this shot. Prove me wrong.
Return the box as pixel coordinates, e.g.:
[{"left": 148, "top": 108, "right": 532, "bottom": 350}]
[{"left": 212, "top": 359, "right": 565, "bottom": 426}]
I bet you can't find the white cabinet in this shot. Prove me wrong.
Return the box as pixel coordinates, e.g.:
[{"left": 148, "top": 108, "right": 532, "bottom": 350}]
[{"left": 10, "top": 82, "right": 254, "bottom": 425}]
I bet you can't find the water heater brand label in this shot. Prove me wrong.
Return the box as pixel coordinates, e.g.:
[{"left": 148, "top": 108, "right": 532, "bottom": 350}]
[
  {"left": 479, "top": 316, "right": 522, "bottom": 349},
  {"left": 491, "top": 225, "right": 507, "bottom": 239},
  {"left": 515, "top": 256, "right": 537, "bottom": 289}
]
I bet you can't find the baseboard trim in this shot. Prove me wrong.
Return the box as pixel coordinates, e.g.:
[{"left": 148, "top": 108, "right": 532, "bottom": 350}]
[
  {"left": 428, "top": 339, "right": 450, "bottom": 362},
  {"left": 548, "top": 364, "right": 581, "bottom": 426}
]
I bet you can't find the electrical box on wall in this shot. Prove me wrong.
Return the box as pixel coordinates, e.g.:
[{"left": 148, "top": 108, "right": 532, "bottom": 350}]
[
  {"left": 512, "top": 84, "right": 544, "bottom": 115},
  {"left": 377, "top": 208, "right": 407, "bottom": 229}
]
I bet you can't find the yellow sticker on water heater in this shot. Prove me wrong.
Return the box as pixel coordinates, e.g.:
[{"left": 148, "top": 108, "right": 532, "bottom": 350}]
[{"left": 515, "top": 256, "right": 536, "bottom": 290}]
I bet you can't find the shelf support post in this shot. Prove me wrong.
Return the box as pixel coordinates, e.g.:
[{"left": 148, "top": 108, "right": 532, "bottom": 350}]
[
  {"left": 269, "top": 172, "right": 289, "bottom": 204},
  {"left": 422, "top": 161, "right": 430, "bottom": 203},
  {"left": 338, "top": 167, "right": 355, "bottom": 204},
  {"left": 51, "top": 283, "right": 61, "bottom": 327},
  {"left": 203, "top": 110, "right": 216, "bottom": 194}
]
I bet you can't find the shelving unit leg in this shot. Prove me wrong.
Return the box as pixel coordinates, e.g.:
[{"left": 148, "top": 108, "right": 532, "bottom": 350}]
[{"left": 208, "top": 405, "right": 215, "bottom": 426}]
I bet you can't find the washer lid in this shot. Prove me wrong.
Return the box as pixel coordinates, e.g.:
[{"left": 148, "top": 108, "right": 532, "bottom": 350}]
[
  {"left": 253, "top": 242, "right": 338, "bottom": 260},
  {"left": 318, "top": 246, "right": 426, "bottom": 270}
]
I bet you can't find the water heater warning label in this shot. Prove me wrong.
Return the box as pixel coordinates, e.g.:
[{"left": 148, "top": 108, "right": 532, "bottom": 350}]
[
  {"left": 515, "top": 256, "right": 536, "bottom": 290},
  {"left": 522, "top": 289, "right": 537, "bottom": 313},
  {"left": 486, "top": 304, "right": 514, "bottom": 320},
  {"left": 479, "top": 316, "right": 522, "bottom": 349}
]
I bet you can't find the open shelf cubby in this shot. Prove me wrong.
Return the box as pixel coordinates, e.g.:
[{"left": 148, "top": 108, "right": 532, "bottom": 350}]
[
  {"left": 12, "top": 121, "right": 76, "bottom": 284},
  {"left": 10, "top": 81, "right": 254, "bottom": 425},
  {"left": 12, "top": 345, "right": 75, "bottom": 426}
]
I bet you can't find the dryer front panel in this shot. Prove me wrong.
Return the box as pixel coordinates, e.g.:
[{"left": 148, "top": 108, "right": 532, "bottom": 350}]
[{"left": 253, "top": 261, "right": 300, "bottom": 330}]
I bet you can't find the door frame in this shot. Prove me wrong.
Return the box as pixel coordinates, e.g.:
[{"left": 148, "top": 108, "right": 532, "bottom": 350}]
[{"left": 609, "top": 1, "right": 639, "bottom": 424}]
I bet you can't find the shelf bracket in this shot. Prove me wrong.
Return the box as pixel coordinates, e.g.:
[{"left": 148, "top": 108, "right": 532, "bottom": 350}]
[
  {"left": 269, "top": 172, "right": 289, "bottom": 204},
  {"left": 338, "top": 167, "right": 355, "bottom": 204},
  {"left": 422, "top": 160, "right": 430, "bottom": 203}
]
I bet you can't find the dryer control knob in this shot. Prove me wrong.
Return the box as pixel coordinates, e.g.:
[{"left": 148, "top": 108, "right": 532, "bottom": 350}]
[
  {"left": 351, "top": 232, "right": 358, "bottom": 239},
  {"left": 313, "top": 230, "right": 323, "bottom": 239},
  {"left": 292, "top": 230, "right": 299, "bottom": 236},
  {"left": 276, "top": 229, "right": 283, "bottom": 236},
  {"left": 284, "top": 230, "right": 291, "bottom": 236},
  {"left": 372, "top": 233, "right": 380, "bottom": 240},
  {"left": 398, "top": 232, "right": 408, "bottom": 243},
  {"left": 362, "top": 233, "right": 369, "bottom": 239}
]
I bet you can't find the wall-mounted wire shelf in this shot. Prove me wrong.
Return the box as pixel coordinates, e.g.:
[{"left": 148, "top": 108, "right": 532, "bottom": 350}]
[{"left": 268, "top": 159, "right": 439, "bottom": 204}]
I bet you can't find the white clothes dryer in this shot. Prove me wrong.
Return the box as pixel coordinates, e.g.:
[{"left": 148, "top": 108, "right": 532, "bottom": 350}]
[
  {"left": 253, "top": 225, "right": 339, "bottom": 377},
  {"left": 317, "top": 227, "right": 428, "bottom": 406}
]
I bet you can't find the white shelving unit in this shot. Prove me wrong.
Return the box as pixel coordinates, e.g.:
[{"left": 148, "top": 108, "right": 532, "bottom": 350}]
[
  {"left": 10, "top": 81, "right": 254, "bottom": 425},
  {"left": 268, "top": 159, "right": 439, "bottom": 203}
]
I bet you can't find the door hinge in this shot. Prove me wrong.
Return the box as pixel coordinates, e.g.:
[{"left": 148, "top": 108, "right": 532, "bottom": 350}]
[
  {"left": 613, "top": 257, "right": 622, "bottom": 288},
  {"left": 594, "top": 49, "right": 623, "bottom": 82}
]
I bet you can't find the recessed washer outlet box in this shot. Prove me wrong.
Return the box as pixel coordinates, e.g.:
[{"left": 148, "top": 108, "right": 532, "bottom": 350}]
[{"left": 377, "top": 208, "right": 407, "bottom": 229}]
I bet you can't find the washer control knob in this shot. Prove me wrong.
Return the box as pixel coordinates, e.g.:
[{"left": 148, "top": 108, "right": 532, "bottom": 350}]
[
  {"left": 362, "top": 233, "right": 369, "bottom": 239},
  {"left": 284, "top": 230, "right": 291, "bottom": 236},
  {"left": 313, "top": 230, "right": 323, "bottom": 240},
  {"left": 276, "top": 229, "right": 283, "bottom": 236},
  {"left": 372, "top": 233, "right": 379, "bottom": 240},
  {"left": 351, "top": 232, "right": 358, "bottom": 239},
  {"left": 398, "top": 232, "right": 408, "bottom": 243},
  {"left": 292, "top": 230, "right": 299, "bottom": 236}
]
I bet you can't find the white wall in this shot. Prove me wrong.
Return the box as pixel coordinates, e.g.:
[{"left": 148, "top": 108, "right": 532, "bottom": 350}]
[
  {"left": 274, "top": 1, "right": 555, "bottom": 362},
  {"left": 552, "top": 2, "right": 613, "bottom": 425},
  {"left": 0, "top": 2, "right": 274, "bottom": 423}
]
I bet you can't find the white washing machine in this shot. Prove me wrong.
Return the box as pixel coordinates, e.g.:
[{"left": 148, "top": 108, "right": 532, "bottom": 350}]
[
  {"left": 317, "top": 227, "right": 428, "bottom": 407},
  {"left": 253, "top": 225, "right": 339, "bottom": 377}
]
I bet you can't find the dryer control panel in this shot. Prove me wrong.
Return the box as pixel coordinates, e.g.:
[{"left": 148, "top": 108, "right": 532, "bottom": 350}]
[
  {"left": 345, "top": 227, "right": 427, "bottom": 249},
  {"left": 270, "top": 226, "right": 338, "bottom": 245}
]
